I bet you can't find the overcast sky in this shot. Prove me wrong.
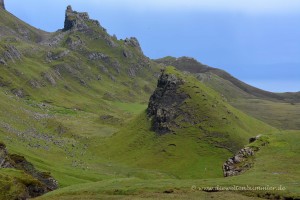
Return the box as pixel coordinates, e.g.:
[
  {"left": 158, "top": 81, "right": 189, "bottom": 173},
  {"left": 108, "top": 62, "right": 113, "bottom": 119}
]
[{"left": 5, "top": 0, "right": 300, "bottom": 92}]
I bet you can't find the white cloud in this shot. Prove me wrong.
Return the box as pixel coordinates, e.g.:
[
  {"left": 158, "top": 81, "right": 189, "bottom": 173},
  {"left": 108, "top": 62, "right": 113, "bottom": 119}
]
[{"left": 87, "top": 0, "right": 300, "bottom": 13}]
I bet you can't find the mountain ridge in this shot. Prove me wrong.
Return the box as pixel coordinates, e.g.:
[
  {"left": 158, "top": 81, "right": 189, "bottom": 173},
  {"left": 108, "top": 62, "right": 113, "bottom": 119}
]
[{"left": 154, "top": 56, "right": 300, "bottom": 102}]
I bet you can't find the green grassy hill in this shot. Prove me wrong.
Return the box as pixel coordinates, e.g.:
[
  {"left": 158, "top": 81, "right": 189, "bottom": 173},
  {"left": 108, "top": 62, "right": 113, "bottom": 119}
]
[
  {"left": 0, "top": 5, "right": 160, "bottom": 109},
  {"left": 155, "top": 57, "right": 300, "bottom": 130},
  {"left": 98, "top": 67, "right": 276, "bottom": 179}
]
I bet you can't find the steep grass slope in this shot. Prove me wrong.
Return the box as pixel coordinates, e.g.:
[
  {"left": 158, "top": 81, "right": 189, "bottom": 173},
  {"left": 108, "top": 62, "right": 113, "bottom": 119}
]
[
  {"left": 0, "top": 6, "right": 160, "bottom": 111},
  {"left": 0, "top": 6, "right": 48, "bottom": 42}
]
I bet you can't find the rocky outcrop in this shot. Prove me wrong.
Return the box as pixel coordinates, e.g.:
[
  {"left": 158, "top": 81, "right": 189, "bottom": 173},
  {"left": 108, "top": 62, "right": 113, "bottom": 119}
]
[
  {"left": 42, "top": 72, "right": 57, "bottom": 86},
  {"left": 222, "top": 135, "right": 267, "bottom": 177},
  {"left": 0, "top": 57, "right": 6, "bottom": 65},
  {"left": 124, "top": 37, "right": 142, "bottom": 53},
  {"left": 0, "top": 142, "right": 58, "bottom": 198},
  {"left": 64, "top": 5, "right": 100, "bottom": 31},
  {"left": 0, "top": 0, "right": 5, "bottom": 10},
  {"left": 111, "top": 60, "right": 121, "bottom": 74},
  {"left": 222, "top": 147, "right": 254, "bottom": 177},
  {"left": 46, "top": 50, "right": 70, "bottom": 62},
  {"left": 11, "top": 88, "right": 26, "bottom": 98},
  {"left": 66, "top": 35, "right": 84, "bottom": 50},
  {"left": 147, "top": 71, "right": 190, "bottom": 134},
  {"left": 1, "top": 45, "right": 22, "bottom": 64},
  {"left": 88, "top": 52, "right": 108, "bottom": 61},
  {"left": 40, "top": 31, "right": 67, "bottom": 47},
  {"left": 123, "top": 49, "right": 133, "bottom": 58},
  {"left": 0, "top": 143, "right": 14, "bottom": 168}
]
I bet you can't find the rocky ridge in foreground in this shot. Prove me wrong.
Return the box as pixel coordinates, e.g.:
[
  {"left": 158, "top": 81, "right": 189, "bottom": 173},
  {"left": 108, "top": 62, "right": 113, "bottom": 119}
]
[{"left": 0, "top": 142, "right": 58, "bottom": 198}]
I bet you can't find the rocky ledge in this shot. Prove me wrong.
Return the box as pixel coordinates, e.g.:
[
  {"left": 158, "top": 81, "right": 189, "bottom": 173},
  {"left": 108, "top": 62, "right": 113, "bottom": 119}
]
[
  {"left": 147, "top": 70, "right": 190, "bottom": 134},
  {"left": 0, "top": 142, "right": 58, "bottom": 198}
]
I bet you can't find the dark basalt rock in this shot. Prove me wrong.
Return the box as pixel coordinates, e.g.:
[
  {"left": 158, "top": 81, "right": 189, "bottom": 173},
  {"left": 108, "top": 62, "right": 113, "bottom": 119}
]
[
  {"left": 10, "top": 154, "right": 58, "bottom": 191},
  {"left": 0, "top": 142, "right": 58, "bottom": 198},
  {"left": 0, "top": 0, "right": 5, "bottom": 10},
  {"left": 249, "top": 134, "right": 261, "bottom": 143},
  {"left": 147, "top": 71, "right": 190, "bottom": 134},
  {"left": 64, "top": 5, "right": 100, "bottom": 31}
]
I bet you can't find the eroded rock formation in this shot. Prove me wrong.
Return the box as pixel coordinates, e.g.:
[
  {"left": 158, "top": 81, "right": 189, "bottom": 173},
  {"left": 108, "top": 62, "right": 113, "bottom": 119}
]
[
  {"left": 222, "top": 147, "right": 254, "bottom": 177},
  {"left": 64, "top": 5, "right": 100, "bottom": 31},
  {"left": 147, "top": 71, "right": 190, "bottom": 134}
]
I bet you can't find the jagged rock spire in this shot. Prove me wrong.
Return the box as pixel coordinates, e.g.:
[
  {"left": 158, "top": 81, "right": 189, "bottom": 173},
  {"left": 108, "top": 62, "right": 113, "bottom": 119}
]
[
  {"left": 63, "top": 5, "right": 100, "bottom": 31},
  {"left": 66, "top": 5, "right": 73, "bottom": 13},
  {"left": 0, "top": 0, "right": 5, "bottom": 10},
  {"left": 64, "top": 5, "right": 75, "bottom": 30}
]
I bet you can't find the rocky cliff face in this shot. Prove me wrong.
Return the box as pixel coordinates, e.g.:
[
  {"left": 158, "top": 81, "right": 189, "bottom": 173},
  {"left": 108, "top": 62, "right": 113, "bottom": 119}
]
[
  {"left": 0, "top": 0, "right": 5, "bottom": 10},
  {"left": 0, "top": 142, "right": 58, "bottom": 198},
  {"left": 64, "top": 5, "right": 101, "bottom": 31},
  {"left": 147, "top": 71, "right": 190, "bottom": 134}
]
